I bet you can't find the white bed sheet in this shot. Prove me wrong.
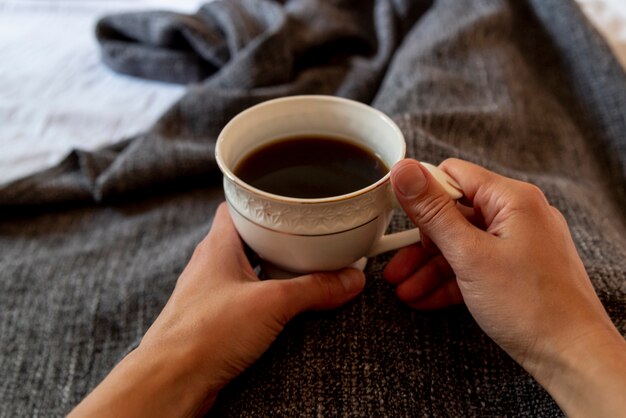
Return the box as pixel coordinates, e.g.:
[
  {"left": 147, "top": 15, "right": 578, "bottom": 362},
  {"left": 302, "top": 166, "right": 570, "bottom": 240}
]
[
  {"left": 0, "top": 0, "right": 204, "bottom": 185},
  {"left": 1, "top": 0, "right": 625, "bottom": 186}
]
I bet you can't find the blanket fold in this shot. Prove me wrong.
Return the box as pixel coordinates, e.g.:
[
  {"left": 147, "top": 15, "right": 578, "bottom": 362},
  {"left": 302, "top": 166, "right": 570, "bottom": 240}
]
[{"left": 1, "top": 0, "right": 625, "bottom": 416}]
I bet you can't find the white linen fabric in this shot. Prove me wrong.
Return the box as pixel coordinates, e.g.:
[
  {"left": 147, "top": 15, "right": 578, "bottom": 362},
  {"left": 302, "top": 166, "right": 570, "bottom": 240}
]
[{"left": 0, "top": 0, "right": 204, "bottom": 185}]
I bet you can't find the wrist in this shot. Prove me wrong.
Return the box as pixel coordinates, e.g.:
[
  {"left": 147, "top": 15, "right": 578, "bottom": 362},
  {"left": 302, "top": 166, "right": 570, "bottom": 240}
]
[
  {"left": 71, "top": 341, "right": 219, "bottom": 418},
  {"left": 131, "top": 341, "right": 220, "bottom": 416},
  {"left": 528, "top": 325, "right": 626, "bottom": 417}
]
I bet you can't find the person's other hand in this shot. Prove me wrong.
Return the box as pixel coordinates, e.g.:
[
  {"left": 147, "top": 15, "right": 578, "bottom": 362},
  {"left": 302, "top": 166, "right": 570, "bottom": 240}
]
[
  {"left": 70, "top": 202, "right": 365, "bottom": 418},
  {"left": 384, "top": 158, "right": 626, "bottom": 417}
]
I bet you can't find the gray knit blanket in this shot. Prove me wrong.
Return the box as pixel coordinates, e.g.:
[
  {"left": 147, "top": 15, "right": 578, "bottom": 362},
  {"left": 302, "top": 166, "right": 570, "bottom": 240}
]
[{"left": 1, "top": 0, "right": 625, "bottom": 416}]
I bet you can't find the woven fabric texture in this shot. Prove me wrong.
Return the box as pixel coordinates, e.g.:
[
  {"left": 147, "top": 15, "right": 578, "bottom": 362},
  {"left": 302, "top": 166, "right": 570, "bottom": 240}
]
[{"left": 1, "top": 0, "right": 625, "bottom": 416}]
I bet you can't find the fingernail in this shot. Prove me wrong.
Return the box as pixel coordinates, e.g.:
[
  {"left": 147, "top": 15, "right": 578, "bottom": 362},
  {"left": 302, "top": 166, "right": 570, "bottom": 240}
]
[
  {"left": 392, "top": 162, "right": 427, "bottom": 198},
  {"left": 339, "top": 269, "right": 365, "bottom": 293}
]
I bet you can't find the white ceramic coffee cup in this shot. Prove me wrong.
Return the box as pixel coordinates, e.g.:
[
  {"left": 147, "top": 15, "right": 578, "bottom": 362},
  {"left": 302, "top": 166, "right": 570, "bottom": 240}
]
[{"left": 215, "top": 95, "right": 462, "bottom": 274}]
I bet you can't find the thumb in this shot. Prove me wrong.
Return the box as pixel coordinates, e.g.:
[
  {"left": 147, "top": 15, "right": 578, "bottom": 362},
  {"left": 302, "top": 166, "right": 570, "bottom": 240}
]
[
  {"left": 277, "top": 268, "right": 366, "bottom": 317},
  {"left": 391, "top": 159, "right": 476, "bottom": 257}
]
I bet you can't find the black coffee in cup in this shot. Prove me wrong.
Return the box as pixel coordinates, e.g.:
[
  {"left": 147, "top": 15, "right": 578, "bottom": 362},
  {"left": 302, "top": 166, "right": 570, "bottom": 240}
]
[{"left": 234, "top": 135, "right": 388, "bottom": 199}]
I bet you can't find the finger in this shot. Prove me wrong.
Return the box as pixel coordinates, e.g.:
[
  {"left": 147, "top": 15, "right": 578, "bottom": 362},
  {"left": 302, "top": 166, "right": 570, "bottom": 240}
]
[
  {"left": 396, "top": 255, "right": 454, "bottom": 303},
  {"left": 383, "top": 244, "right": 432, "bottom": 285},
  {"left": 456, "top": 202, "right": 487, "bottom": 230},
  {"left": 456, "top": 202, "right": 475, "bottom": 219},
  {"left": 277, "top": 268, "right": 366, "bottom": 318},
  {"left": 439, "top": 159, "right": 546, "bottom": 227},
  {"left": 207, "top": 202, "right": 242, "bottom": 248},
  {"left": 192, "top": 202, "right": 254, "bottom": 277},
  {"left": 391, "top": 159, "right": 480, "bottom": 258},
  {"left": 406, "top": 278, "right": 463, "bottom": 310}
]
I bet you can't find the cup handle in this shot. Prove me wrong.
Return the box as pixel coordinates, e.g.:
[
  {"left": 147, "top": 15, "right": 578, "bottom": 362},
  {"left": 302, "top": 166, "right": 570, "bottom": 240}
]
[{"left": 366, "top": 162, "right": 463, "bottom": 258}]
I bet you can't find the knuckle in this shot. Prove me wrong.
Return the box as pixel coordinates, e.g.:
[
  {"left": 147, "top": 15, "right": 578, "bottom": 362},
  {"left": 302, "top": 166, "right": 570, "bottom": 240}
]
[
  {"left": 550, "top": 205, "right": 568, "bottom": 225},
  {"left": 440, "top": 157, "right": 462, "bottom": 168},
  {"left": 191, "top": 238, "right": 210, "bottom": 259},
  {"left": 509, "top": 182, "right": 549, "bottom": 213},
  {"left": 523, "top": 183, "right": 548, "bottom": 204},
  {"left": 412, "top": 193, "right": 456, "bottom": 229},
  {"left": 549, "top": 204, "right": 563, "bottom": 217}
]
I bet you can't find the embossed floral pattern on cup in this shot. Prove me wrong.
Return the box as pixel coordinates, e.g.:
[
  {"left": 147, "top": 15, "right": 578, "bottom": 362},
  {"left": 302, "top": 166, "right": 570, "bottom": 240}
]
[{"left": 224, "top": 178, "right": 392, "bottom": 235}]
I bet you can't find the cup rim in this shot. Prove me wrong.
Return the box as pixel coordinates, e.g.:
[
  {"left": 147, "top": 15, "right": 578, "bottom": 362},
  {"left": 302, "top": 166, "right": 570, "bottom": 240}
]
[{"left": 215, "top": 95, "right": 406, "bottom": 204}]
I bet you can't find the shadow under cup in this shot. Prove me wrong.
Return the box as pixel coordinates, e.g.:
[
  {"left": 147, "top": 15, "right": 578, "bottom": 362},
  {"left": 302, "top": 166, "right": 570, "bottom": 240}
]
[{"left": 215, "top": 95, "right": 406, "bottom": 274}]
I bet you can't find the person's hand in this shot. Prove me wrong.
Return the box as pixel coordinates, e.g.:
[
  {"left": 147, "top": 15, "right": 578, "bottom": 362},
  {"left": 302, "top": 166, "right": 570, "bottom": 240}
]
[
  {"left": 384, "top": 158, "right": 626, "bottom": 417},
  {"left": 70, "top": 203, "right": 365, "bottom": 418}
]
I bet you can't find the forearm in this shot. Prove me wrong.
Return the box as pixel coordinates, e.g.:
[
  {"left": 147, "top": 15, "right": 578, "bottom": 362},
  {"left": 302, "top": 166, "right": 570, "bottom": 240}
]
[
  {"left": 531, "top": 327, "right": 626, "bottom": 417},
  {"left": 69, "top": 344, "right": 217, "bottom": 418}
]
